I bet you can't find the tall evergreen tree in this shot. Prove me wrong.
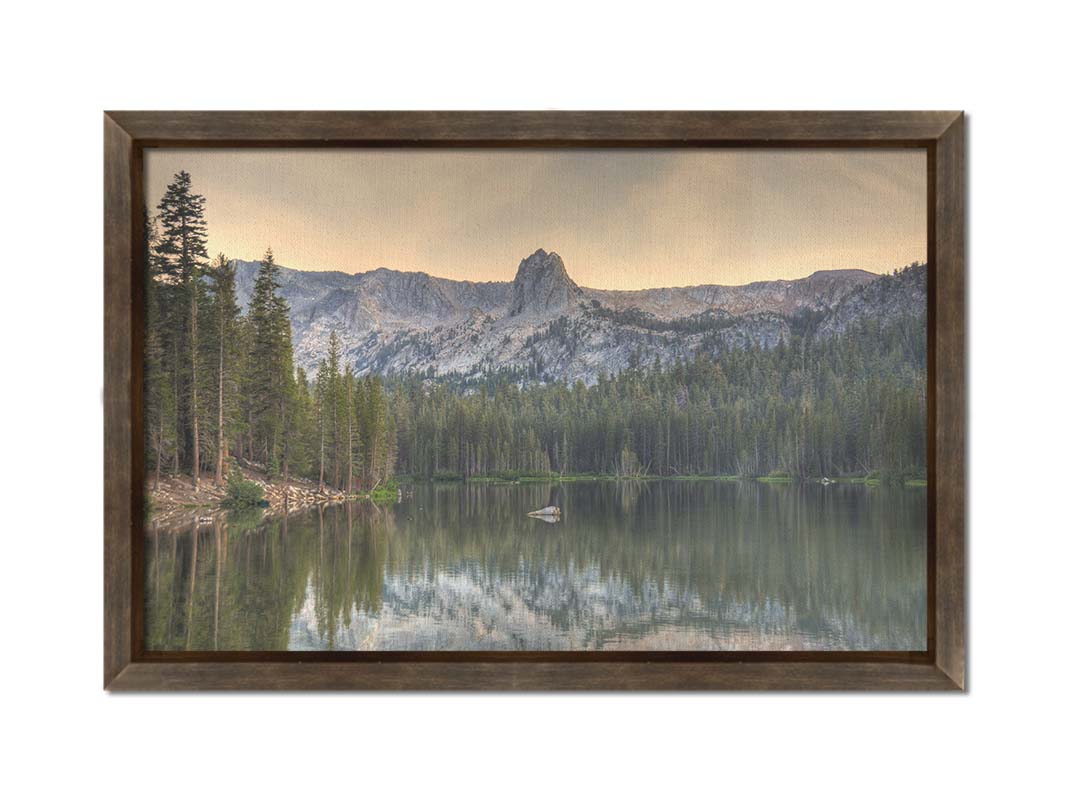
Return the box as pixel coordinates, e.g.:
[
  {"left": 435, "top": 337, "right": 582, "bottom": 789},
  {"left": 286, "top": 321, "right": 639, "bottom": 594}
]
[
  {"left": 315, "top": 358, "right": 328, "bottom": 492},
  {"left": 344, "top": 368, "right": 362, "bottom": 492},
  {"left": 143, "top": 207, "right": 168, "bottom": 491},
  {"left": 325, "top": 330, "right": 343, "bottom": 487},
  {"left": 247, "top": 248, "right": 295, "bottom": 475},
  {"left": 205, "top": 252, "right": 241, "bottom": 484},
  {"left": 154, "top": 170, "right": 209, "bottom": 489}
]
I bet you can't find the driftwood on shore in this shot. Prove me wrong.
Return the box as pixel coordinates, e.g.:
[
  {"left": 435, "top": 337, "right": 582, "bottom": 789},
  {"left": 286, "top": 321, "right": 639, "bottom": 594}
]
[{"left": 148, "top": 470, "right": 350, "bottom": 527}]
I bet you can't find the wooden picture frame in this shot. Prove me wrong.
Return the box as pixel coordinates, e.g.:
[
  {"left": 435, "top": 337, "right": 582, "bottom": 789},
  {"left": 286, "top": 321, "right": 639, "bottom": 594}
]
[{"left": 104, "top": 111, "right": 965, "bottom": 690}]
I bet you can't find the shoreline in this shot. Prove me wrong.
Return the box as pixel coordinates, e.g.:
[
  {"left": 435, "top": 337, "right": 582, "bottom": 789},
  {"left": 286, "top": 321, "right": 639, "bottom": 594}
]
[
  {"left": 148, "top": 469, "right": 927, "bottom": 527},
  {"left": 408, "top": 473, "right": 929, "bottom": 488},
  {"left": 146, "top": 469, "right": 396, "bottom": 527}
]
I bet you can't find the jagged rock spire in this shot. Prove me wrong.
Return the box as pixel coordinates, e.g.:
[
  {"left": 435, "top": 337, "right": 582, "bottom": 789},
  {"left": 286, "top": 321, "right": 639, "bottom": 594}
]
[{"left": 509, "top": 249, "right": 582, "bottom": 316}]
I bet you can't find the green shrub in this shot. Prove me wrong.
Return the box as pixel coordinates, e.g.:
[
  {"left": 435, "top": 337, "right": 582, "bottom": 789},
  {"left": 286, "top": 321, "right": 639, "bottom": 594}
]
[
  {"left": 224, "top": 465, "right": 265, "bottom": 508},
  {"left": 370, "top": 479, "right": 400, "bottom": 502}
]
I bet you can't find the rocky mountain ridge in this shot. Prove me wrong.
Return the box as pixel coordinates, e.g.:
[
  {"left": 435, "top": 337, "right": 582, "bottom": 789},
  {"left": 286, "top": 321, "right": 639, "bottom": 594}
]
[{"left": 233, "top": 249, "right": 925, "bottom": 384}]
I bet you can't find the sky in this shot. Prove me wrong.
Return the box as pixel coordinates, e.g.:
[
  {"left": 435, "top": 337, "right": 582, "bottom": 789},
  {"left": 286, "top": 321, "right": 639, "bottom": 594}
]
[{"left": 145, "top": 148, "right": 926, "bottom": 290}]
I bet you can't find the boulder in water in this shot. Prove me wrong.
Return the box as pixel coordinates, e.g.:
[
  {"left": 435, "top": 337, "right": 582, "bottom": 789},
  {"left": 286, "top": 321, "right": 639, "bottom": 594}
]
[{"left": 528, "top": 505, "right": 561, "bottom": 517}]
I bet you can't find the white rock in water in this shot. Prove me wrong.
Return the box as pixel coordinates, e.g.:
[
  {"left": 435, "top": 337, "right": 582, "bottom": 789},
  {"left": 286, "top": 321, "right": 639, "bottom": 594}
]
[{"left": 528, "top": 505, "right": 561, "bottom": 517}]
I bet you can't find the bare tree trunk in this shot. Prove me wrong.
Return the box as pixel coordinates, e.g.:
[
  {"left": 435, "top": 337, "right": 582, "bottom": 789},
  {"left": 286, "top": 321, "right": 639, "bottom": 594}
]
[
  {"left": 190, "top": 273, "right": 200, "bottom": 491},
  {"left": 795, "top": 428, "right": 801, "bottom": 478},
  {"left": 281, "top": 394, "right": 290, "bottom": 509},
  {"left": 153, "top": 413, "right": 163, "bottom": 492},
  {"left": 215, "top": 303, "right": 225, "bottom": 485},
  {"left": 347, "top": 412, "right": 353, "bottom": 493},
  {"left": 318, "top": 410, "right": 326, "bottom": 493},
  {"left": 332, "top": 400, "right": 340, "bottom": 489},
  {"left": 665, "top": 417, "right": 671, "bottom": 474},
  {"left": 172, "top": 338, "right": 180, "bottom": 477}
]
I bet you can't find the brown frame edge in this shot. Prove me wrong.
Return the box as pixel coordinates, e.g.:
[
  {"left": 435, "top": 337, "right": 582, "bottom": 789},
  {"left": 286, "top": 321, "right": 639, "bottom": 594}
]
[{"left": 104, "top": 111, "right": 965, "bottom": 691}]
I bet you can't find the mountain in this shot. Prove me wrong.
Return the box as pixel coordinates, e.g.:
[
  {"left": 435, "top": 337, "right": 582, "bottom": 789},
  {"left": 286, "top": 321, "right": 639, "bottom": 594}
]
[
  {"left": 586, "top": 268, "right": 876, "bottom": 319},
  {"left": 814, "top": 263, "right": 928, "bottom": 339},
  {"left": 509, "top": 249, "right": 583, "bottom": 316},
  {"left": 233, "top": 251, "right": 925, "bottom": 384}
]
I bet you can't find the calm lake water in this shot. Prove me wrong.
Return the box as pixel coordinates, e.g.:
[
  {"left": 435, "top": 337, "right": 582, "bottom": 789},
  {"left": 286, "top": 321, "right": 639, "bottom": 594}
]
[{"left": 145, "top": 481, "right": 927, "bottom": 651}]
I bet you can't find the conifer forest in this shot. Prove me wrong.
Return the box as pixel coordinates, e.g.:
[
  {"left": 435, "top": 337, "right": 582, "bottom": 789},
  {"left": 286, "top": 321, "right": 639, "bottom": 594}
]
[{"left": 145, "top": 170, "right": 927, "bottom": 501}]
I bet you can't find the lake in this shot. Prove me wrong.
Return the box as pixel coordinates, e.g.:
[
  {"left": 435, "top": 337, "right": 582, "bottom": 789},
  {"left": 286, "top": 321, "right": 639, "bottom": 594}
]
[{"left": 145, "top": 480, "right": 927, "bottom": 651}]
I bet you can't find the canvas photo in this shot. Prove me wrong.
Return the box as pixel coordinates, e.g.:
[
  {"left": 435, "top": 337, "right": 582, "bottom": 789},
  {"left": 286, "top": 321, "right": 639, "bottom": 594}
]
[{"left": 142, "top": 148, "right": 928, "bottom": 651}]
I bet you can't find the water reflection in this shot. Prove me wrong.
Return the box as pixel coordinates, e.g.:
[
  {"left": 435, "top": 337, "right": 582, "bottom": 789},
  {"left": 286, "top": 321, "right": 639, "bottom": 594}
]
[{"left": 145, "top": 481, "right": 926, "bottom": 651}]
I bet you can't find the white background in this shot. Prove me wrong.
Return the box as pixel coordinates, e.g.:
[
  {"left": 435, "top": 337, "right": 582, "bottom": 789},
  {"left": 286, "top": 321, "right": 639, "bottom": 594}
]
[{"left": 2, "top": 1, "right": 1064, "bottom": 797}]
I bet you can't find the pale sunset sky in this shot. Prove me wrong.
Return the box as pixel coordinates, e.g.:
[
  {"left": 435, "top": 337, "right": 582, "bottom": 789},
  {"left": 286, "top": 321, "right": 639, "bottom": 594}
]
[{"left": 145, "top": 148, "right": 926, "bottom": 290}]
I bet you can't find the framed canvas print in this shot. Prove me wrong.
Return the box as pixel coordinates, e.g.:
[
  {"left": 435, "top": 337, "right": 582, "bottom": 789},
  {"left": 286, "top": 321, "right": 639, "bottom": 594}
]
[{"left": 104, "top": 111, "right": 965, "bottom": 690}]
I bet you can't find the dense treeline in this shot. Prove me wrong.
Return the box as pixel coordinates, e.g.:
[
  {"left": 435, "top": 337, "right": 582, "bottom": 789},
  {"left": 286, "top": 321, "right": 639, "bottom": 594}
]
[
  {"left": 145, "top": 171, "right": 395, "bottom": 493},
  {"left": 146, "top": 169, "right": 925, "bottom": 494},
  {"left": 388, "top": 308, "right": 926, "bottom": 482}
]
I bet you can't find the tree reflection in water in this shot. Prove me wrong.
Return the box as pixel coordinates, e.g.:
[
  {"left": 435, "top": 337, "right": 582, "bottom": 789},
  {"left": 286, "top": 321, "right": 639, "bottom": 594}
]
[{"left": 145, "top": 481, "right": 926, "bottom": 651}]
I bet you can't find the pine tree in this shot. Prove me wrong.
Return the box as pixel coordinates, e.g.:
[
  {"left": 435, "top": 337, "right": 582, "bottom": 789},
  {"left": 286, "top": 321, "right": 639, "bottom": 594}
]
[
  {"left": 359, "top": 377, "right": 388, "bottom": 484},
  {"left": 315, "top": 359, "right": 328, "bottom": 492},
  {"left": 344, "top": 368, "right": 363, "bottom": 492},
  {"left": 247, "top": 248, "right": 295, "bottom": 476},
  {"left": 143, "top": 207, "right": 166, "bottom": 490},
  {"left": 325, "top": 330, "right": 343, "bottom": 487},
  {"left": 205, "top": 252, "right": 240, "bottom": 484},
  {"left": 154, "top": 170, "right": 209, "bottom": 488}
]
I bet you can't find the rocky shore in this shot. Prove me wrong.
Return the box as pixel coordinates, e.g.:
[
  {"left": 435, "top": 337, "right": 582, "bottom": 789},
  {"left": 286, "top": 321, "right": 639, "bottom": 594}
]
[{"left": 147, "top": 468, "right": 349, "bottom": 527}]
